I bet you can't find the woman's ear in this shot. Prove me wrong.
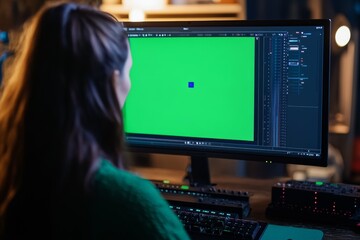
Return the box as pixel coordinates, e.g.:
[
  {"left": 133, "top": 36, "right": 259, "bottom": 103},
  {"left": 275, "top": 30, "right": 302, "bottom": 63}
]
[{"left": 112, "top": 70, "right": 130, "bottom": 109}]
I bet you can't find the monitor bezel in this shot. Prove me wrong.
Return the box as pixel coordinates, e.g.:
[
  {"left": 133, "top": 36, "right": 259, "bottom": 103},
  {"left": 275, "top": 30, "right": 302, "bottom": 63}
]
[{"left": 123, "top": 19, "right": 330, "bottom": 167}]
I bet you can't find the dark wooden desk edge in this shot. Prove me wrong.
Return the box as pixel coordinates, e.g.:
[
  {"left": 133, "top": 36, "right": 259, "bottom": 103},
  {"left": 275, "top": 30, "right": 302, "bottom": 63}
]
[{"left": 131, "top": 167, "right": 360, "bottom": 240}]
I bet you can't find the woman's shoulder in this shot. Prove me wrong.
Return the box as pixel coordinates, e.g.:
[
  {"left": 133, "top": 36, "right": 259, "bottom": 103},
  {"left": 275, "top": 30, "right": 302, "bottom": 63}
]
[
  {"left": 89, "top": 159, "right": 190, "bottom": 239},
  {"left": 91, "top": 158, "right": 171, "bottom": 213},
  {"left": 93, "top": 159, "right": 156, "bottom": 197}
]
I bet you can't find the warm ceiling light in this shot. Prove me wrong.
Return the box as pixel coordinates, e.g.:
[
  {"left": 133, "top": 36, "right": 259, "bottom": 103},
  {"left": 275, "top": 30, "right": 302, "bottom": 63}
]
[
  {"left": 124, "top": 0, "right": 166, "bottom": 10},
  {"left": 331, "top": 14, "right": 351, "bottom": 54},
  {"left": 335, "top": 25, "right": 351, "bottom": 47},
  {"left": 129, "top": 9, "right": 145, "bottom": 22}
]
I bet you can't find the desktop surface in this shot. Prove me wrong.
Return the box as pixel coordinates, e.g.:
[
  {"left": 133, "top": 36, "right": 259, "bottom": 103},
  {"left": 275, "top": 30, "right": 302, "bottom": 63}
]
[{"left": 131, "top": 166, "right": 360, "bottom": 240}]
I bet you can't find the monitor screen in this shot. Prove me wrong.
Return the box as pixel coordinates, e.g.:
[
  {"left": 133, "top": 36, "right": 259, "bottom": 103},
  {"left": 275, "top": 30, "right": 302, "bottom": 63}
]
[{"left": 123, "top": 20, "right": 330, "bottom": 168}]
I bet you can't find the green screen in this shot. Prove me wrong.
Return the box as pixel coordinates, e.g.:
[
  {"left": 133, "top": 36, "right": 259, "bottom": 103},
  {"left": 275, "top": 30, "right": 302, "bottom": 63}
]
[{"left": 124, "top": 37, "right": 255, "bottom": 141}]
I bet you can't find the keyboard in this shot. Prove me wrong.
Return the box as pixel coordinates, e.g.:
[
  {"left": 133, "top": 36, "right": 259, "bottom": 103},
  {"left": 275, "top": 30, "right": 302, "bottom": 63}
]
[
  {"left": 266, "top": 180, "right": 360, "bottom": 228},
  {"left": 171, "top": 205, "right": 266, "bottom": 240},
  {"left": 152, "top": 180, "right": 251, "bottom": 218},
  {"left": 154, "top": 180, "right": 325, "bottom": 239}
]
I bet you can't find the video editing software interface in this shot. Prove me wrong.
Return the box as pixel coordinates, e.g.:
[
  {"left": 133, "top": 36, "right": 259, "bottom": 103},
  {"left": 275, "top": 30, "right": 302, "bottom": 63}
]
[{"left": 123, "top": 21, "right": 329, "bottom": 166}]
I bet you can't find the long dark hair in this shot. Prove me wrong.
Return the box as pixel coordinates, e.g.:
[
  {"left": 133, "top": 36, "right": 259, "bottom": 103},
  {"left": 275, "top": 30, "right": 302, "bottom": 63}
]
[{"left": 0, "top": 2, "right": 129, "bottom": 237}]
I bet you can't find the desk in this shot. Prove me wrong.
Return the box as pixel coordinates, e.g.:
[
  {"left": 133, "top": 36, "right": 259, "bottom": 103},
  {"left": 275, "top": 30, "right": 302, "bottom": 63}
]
[{"left": 131, "top": 167, "right": 360, "bottom": 240}]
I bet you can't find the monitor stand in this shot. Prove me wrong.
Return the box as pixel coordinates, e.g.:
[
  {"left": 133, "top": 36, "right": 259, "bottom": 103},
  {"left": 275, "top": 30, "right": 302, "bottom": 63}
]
[
  {"left": 184, "top": 156, "right": 213, "bottom": 187},
  {"left": 180, "top": 155, "right": 251, "bottom": 218}
]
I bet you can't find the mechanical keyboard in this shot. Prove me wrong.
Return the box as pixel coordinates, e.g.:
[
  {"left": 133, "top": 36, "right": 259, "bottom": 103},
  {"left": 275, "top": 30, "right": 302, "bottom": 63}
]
[
  {"left": 154, "top": 180, "right": 324, "bottom": 239},
  {"left": 171, "top": 204, "right": 266, "bottom": 240},
  {"left": 152, "top": 180, "right": 251, "bottom": 218},
  {"left": 266, "top": 180, "right": 360, "bottom": 228}
]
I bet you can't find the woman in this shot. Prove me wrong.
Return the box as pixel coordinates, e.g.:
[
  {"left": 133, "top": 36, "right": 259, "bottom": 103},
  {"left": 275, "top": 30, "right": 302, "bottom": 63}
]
[{"left": 0, "top": 2, "right": 189, "bottom": 239}]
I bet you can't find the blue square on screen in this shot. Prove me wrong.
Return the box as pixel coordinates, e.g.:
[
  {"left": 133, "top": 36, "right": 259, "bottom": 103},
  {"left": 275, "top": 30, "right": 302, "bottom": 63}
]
[{"left": 188, "top": 82, "right": 194, "bottom": 88}]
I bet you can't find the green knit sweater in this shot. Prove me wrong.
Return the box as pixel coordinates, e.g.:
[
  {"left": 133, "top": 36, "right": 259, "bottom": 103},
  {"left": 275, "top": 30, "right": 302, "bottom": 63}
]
[{"left": 88, "top": 159, "right": 190, "bottom": 239}]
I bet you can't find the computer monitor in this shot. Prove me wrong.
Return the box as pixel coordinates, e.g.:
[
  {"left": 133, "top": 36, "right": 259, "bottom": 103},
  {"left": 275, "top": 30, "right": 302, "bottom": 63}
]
[{"left": 122, "top": 19, "right": 330, "bottom": 186}]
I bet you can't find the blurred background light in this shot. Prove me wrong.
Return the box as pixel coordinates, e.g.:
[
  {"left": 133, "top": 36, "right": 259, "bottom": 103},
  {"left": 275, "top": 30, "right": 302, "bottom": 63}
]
[
  {"left": 129, "top": 9, "right": 145, "bottom": 21},
  {"left": 335, "top": 25, "right": 351, "bottom": 47}
]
